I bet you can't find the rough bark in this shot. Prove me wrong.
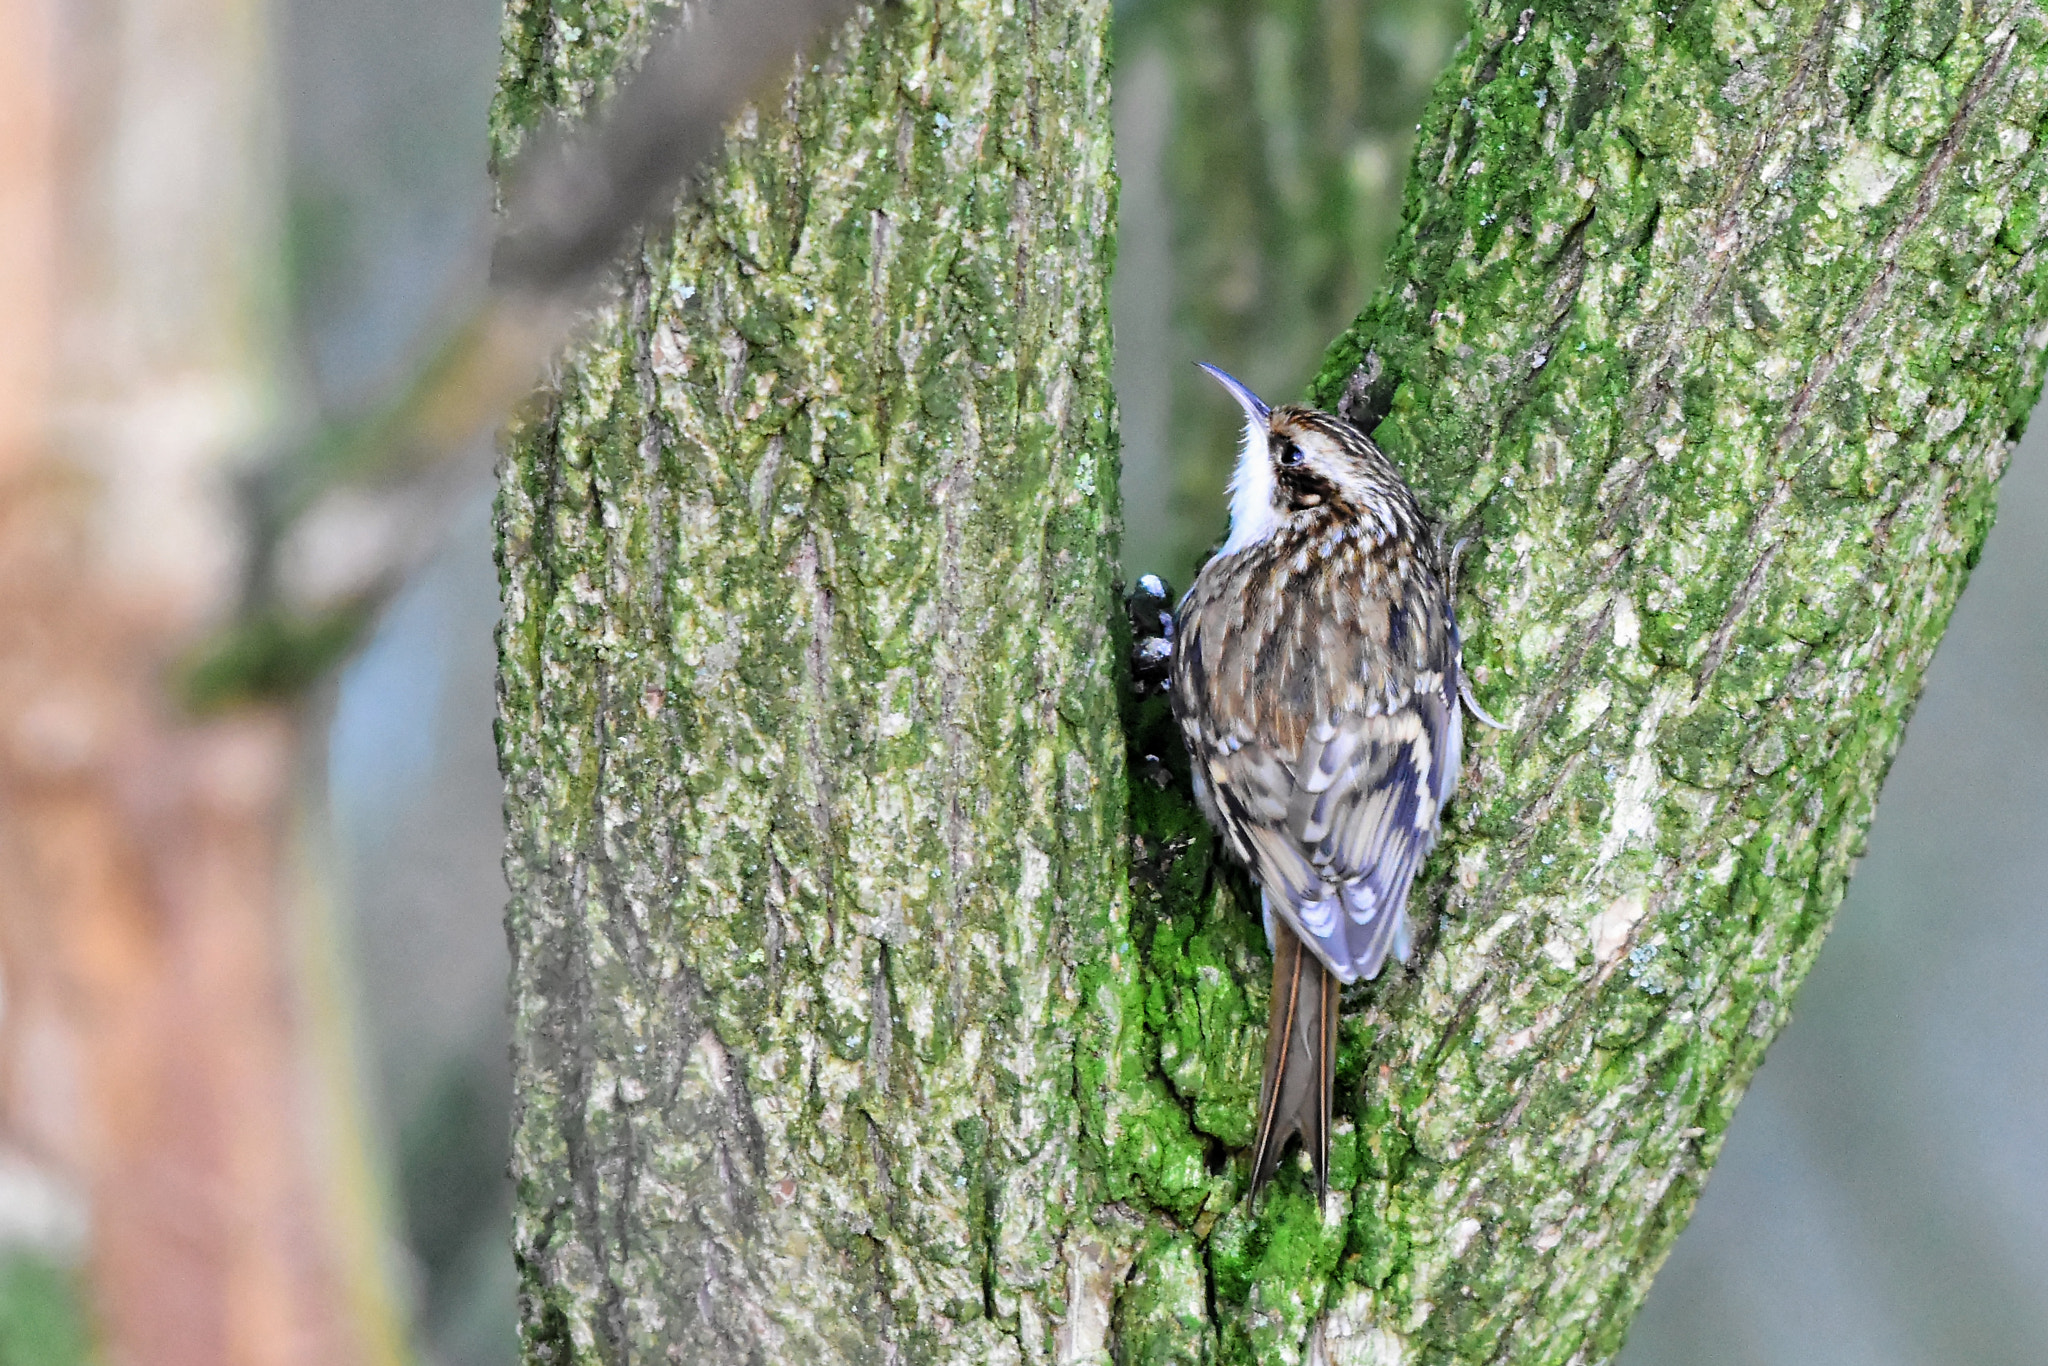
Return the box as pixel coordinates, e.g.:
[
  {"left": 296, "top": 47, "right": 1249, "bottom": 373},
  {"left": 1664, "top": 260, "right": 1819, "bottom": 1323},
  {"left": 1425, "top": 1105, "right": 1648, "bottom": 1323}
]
[
  {"left": 495, "top": 0, "right": 2048, "bottom": 1363},
  {"left": 1287, "top": 0, "right": 2048, "bottom": 1357},
  {"left": 492, "top": 1, "right": 1124, "bottom": 1361}
]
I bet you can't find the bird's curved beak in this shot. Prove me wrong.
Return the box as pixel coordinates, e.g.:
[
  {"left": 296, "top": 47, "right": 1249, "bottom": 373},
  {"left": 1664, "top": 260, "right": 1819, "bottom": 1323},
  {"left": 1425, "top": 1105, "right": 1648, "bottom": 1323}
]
[{"left": 1195, "top": 362, "right": 1269, "bottom": 425}]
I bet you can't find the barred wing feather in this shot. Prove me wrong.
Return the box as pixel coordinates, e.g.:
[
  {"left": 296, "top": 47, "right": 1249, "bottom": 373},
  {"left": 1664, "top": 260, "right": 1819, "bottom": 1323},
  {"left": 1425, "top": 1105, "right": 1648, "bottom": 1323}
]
[{"left": 1217, "top": 681, "right": 1460, "bottom": 984}]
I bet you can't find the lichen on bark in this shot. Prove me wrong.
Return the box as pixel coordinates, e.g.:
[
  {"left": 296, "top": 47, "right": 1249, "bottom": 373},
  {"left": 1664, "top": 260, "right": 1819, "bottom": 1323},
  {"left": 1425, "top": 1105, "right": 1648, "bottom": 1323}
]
[
  {"left": 494, "top": 0, "right": 2048, "bottom": 1362},
  {"left": 493, "top": 1, "right": 1125, "bottom": 1361},
  {"left": 1289, "top": 0, "right": 2048, "bottom": 1356}
]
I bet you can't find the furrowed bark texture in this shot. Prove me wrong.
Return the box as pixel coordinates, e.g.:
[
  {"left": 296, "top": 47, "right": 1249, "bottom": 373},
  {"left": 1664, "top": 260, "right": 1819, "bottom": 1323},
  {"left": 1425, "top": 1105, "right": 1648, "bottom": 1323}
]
[
  {"left": 496, "top": 1, "right": 2048, "bottom": 1365},
  {"left": 491, "top": 2, "right": 1126, "bottom": 1361},
  {"left": 1282, "top": 0, "right": 2048, "bottom": 1357}
]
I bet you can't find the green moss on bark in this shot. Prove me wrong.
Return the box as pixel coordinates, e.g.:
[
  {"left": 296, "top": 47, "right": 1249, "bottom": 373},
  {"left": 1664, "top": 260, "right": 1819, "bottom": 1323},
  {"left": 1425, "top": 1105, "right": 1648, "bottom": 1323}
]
[
  {"left": 1121, "top": 0, "right": 2048, "bottom": 1358},
  {"left": 496, "top": 2, "right": 1122, "bottom": 1361},
  {"left": 1287, "top": 0, "right": 2048, "bottom": 1357}
]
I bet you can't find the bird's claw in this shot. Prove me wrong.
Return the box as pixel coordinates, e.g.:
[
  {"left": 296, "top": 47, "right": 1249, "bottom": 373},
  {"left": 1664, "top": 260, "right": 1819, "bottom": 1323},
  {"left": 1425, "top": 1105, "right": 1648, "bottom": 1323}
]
[{"left": 1128, "top": 574, "right": 1176, "bottom": 699}]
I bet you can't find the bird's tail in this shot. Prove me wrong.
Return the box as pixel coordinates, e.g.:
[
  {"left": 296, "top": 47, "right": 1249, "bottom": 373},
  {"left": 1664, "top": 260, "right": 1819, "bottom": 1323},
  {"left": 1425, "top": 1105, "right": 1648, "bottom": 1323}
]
[{"left": 1249, "top": 927, "right": 1336, "bottom": 1201}]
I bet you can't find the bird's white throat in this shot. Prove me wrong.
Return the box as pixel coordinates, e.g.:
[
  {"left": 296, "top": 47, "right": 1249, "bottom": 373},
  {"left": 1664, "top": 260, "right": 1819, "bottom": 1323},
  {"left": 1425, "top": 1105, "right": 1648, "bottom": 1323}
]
[{"left": 1219, "top": 412, "right": 1282, "bottom": 556}]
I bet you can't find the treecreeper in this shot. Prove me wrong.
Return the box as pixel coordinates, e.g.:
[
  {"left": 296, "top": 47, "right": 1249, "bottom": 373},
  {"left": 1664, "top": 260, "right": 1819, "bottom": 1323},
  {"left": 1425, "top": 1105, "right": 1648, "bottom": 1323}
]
[{"left": 1168, "top": 364, "right": 1500, "bottom": 1200}]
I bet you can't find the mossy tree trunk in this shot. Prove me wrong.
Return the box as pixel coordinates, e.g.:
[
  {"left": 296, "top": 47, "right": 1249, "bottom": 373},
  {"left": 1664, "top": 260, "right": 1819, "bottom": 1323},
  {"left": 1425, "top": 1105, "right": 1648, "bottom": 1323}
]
[
  {"left": 493, "top": 2, "right": 1127, "bottom": 1361},
  {"left": 493, "top": 1, "right": 2048, "bottom": 1364}
]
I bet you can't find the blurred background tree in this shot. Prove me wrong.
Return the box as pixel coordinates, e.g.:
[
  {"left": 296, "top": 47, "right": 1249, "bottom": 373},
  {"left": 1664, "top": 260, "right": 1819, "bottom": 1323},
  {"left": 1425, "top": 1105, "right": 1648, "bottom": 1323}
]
[
  {"left": 0, "top": 0, "right": 414, "bottom": 1362},
  {"left": 7, "top": 0, "right": 2048, "bottom": 1361}
]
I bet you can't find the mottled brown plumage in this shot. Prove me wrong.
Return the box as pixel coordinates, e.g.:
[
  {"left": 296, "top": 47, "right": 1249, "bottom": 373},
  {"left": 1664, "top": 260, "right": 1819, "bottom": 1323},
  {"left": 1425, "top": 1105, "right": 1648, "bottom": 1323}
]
[{"left": 1170, "top": 366, "right": 1473, "bottom": 1201}]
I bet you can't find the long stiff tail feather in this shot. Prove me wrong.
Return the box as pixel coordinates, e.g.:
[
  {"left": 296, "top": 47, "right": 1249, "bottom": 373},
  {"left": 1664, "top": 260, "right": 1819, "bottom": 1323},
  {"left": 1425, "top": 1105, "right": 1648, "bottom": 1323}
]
[{"left": 1249, "top": 929, "right": 1337, "bottom": 1201}]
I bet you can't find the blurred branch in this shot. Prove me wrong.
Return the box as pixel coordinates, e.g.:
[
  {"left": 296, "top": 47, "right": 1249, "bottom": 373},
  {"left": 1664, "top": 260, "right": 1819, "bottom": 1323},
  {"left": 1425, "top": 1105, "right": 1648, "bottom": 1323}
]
[
  {"left": 188, "top": 0, "right": 864, "bottom": 710},
  {"left": 491, "top": 0, "right": 867, "bottom": 294}
]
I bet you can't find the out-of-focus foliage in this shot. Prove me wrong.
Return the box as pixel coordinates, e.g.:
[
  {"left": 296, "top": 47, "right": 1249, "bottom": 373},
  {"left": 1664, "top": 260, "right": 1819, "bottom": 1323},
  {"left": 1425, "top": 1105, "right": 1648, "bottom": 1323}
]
[{"left": 0, "top": 1256, "right": 90, "bottom": 1366}]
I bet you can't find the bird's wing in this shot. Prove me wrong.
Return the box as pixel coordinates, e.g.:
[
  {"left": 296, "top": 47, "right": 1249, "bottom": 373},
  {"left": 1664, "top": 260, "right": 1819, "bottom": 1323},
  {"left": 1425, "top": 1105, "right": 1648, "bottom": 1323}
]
[
  {"left": 1274, "top": 680, "right": 1459, "bottom": 981},
  {"left": 1176, "top": 543, "right": 1462, "bottom": 984}
]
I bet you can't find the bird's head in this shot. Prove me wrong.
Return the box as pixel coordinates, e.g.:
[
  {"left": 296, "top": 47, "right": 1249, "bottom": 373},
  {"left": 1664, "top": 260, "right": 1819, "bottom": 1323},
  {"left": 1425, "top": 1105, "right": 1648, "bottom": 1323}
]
[{"left": 1197, "top": 362, "right": 1418, "bottom": 556}]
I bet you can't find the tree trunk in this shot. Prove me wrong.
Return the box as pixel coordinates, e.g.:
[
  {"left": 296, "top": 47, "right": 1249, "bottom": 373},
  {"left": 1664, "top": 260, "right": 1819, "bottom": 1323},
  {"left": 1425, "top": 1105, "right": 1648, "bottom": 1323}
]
[
  {"left": 492, "top": 2, "right": 1125, "bottom": 1361},
  {"left": 494, "top": 1, "right": 2048, "bottom": 1363}
]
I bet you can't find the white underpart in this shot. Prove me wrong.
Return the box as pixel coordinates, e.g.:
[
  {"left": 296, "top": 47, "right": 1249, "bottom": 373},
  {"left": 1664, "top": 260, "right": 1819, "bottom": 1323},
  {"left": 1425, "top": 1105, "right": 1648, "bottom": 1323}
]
[{"left": 1218, "top": 409, "right": 1281, "bottom": 555}]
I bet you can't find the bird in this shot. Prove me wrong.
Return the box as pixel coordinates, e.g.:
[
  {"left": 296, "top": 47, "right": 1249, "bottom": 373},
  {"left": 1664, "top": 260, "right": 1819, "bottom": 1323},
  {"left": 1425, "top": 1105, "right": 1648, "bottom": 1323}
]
[{"left": 1168, "top": 363, "right": 1496, "bottom": 1203}]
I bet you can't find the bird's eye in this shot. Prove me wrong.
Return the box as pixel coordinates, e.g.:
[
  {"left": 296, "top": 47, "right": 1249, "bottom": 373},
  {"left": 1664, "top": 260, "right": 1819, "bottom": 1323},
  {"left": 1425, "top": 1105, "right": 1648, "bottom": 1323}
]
[{"left": 1276, "top": 442, "right": 1303, "bottom": 467}]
